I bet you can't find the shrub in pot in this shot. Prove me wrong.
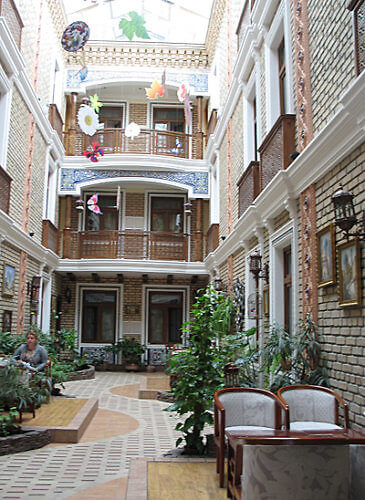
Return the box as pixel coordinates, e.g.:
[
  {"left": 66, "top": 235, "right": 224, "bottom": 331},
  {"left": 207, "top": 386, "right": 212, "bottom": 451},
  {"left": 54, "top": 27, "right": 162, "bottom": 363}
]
[{"left": 120, "top": 337, "right": 145, "bottom": 371}]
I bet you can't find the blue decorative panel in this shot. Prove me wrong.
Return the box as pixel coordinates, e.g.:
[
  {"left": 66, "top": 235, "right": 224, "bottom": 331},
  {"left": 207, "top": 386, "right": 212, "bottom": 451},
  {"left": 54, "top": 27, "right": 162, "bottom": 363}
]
[
  {"left": 60, "top": 168, "right": 209, "bottom": 195},
  {"left": 67, "top": 69, "right": 208, "bottom": 93}
]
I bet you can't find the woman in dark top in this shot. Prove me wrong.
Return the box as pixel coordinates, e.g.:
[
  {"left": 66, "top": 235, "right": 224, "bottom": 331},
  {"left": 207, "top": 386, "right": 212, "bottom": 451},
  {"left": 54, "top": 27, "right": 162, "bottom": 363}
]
[{"left": 12, "top": 330, "right": 48, "bottom": 372}]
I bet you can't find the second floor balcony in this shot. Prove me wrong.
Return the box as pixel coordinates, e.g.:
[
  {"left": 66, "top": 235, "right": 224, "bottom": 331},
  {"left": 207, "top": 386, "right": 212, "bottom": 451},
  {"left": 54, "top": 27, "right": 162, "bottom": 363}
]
[
  {"left": 60, "top": 229, "right": 204, "bottom": 262},
  {"left": 63, "top": 128, "right": 204, "bottom": 160}
]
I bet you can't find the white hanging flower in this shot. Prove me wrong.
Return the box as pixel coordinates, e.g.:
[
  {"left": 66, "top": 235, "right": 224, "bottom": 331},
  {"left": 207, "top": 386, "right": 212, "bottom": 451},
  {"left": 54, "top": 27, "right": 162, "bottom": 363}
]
[
  {"left": 77, "top": 104, "right": 99, "bottom": 136},
  {"left": 125, "top": 122, "right": 141, "bottom": 139}
]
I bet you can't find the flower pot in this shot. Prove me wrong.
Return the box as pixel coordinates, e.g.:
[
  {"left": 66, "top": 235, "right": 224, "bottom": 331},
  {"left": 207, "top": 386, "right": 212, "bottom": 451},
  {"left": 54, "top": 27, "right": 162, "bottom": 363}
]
[{"left": 125, "top": 363, "right": 139, "bottom": 372}]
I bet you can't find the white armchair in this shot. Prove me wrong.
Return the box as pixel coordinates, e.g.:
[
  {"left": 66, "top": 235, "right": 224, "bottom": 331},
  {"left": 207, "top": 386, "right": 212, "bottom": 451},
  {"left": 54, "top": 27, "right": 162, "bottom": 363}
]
[
  {"left": 278, "top": 384, "right": 349, "bottom": 431},
  {"left": 214, "top": 387, "right": 288, "bottom": 488}
]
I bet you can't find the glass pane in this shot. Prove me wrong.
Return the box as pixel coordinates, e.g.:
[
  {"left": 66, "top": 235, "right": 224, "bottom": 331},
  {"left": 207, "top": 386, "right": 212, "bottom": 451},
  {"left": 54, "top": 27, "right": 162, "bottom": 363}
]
[
  {"left": 152, "top": 198, "right": 183, "bottom": 210},
  {"left": 84, "top": 292, "right": 116, "bottom": 304},
  {"left": 155, "top": 123, "right": 167, "bottom": 131},
  {"left": 150, "top": 293, "right": 182, "bottom": 305},
  {"left": 87, "top": 212, "right": 100, "bottom": 231},
  {"left": 151, "top": 213, "right": 165, "bottom": 231},
  {"left": 150, "top": 309, "right": 164, "bottom": 343},
  {"left": 168, "top": 308, "right": 182, "bottom": 343},
  {"left": 83, "top": 306, "right": 97, "bottom": 341},
  {"left": 285, "top": 285, "right": 292, "bottom": 334},
  {"left": 101, "top": 307, "right": 115, "bottom": 342},
  {"left": 168, "top": 213, "right": 182, "bottom": 232},
  {"left": 103, "top": 211, "right": 118, "bottom": 230}
]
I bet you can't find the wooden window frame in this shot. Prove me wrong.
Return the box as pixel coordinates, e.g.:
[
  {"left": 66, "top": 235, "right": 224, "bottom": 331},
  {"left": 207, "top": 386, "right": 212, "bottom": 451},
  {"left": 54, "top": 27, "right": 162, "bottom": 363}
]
[
  {"left": 150, "top": 196, "right": 185, "bottom": 233},
  {"left": 283, "top": 245, "right": 292, "bottom": 333},
  {"left": 148, "top": 290, "right": 183, "bottom": 345},
  {"left": 278, "top": 39, "right": 286, "bottom": 115},
  {"left": 81, "top": 289, "right": 117, "bottom": 343}
]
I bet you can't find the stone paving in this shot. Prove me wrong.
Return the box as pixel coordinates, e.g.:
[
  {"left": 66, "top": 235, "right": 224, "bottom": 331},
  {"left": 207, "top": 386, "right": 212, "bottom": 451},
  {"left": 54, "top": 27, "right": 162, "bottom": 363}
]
[{"left": 0, "top": 372, "right": 182, "bottom": 499}]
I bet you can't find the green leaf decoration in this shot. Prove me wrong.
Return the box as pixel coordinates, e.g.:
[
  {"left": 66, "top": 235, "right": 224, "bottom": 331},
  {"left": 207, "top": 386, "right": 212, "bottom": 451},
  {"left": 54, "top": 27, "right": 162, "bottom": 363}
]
[
  {"left": 119, "top": 11, "right": 150, "bottom": 41},
  {"left": 89, "top": 94, "right": 103, "bottom": 113}
]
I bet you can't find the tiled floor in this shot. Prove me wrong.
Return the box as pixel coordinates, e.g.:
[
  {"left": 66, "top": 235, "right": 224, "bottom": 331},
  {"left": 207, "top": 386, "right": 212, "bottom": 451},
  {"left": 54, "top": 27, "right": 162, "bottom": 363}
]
[{"left": 0, "top": 372, "right": 182, "bottom": 499}]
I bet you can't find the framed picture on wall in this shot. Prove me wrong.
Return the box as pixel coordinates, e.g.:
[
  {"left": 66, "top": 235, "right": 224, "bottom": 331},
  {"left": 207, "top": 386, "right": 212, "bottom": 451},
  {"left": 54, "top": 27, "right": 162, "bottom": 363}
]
[
  {"left": 2, "top": 263, "right": 15, "bottom": 297},
  {"left": 2, "top": 310, "right": 12, "bottom": 332},
  {"left": 338, "top": 239, "right": 361, "bottom": 307},
  {"left": 317, "top": 224, "right": 336, "bottom": 287}
]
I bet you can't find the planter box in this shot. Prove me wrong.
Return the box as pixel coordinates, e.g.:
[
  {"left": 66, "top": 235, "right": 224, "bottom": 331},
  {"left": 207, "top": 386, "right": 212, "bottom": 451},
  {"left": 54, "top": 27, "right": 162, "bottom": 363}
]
[
  {"left": 0, "top": 428, "right": 51, "bottom": 456},
  {"left": 67, "top": 365, "right": 95, "bottom": 381}
]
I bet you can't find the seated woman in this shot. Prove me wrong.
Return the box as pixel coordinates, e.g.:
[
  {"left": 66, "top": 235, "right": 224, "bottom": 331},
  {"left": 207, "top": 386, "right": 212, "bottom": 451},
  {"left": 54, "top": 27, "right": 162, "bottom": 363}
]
[{"left": 12, "top": 330, "right": 48, "bottom": 372}]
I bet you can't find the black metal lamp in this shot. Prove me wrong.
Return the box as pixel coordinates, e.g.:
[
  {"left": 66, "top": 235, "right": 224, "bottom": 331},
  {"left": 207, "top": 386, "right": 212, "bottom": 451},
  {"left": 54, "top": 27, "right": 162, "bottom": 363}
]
[
  {"left": 331, "top": 185, "right": 365, "bottom": 240},
  {"left": 249, "top": 250, "right": 262, "bottom": 276},
  {"left": 214, "top": 277, "right": 223, "bottom": 291},
  {"left": 249, "top": 250, "right": 269, "bottom": 340},
  {"left": 65, "top": 286, "right": 71, "bottom": 303}
]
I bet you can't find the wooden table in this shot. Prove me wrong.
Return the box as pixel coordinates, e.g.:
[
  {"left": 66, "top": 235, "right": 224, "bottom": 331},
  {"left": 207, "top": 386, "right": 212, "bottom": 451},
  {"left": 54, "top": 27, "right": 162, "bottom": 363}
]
[{"left": 226, "top": 428, "right": 365, "bottom": 500}]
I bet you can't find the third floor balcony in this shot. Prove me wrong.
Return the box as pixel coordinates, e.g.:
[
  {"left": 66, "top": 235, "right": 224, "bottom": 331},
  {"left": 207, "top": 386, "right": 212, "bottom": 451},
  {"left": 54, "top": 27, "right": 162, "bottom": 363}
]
[{"left": 63, "top": 127, "right": 203, "bottom": 159}]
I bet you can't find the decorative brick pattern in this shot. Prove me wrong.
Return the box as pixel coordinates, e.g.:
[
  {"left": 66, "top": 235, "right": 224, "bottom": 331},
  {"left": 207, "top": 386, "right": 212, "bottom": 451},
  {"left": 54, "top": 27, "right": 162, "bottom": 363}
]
[
  {"left": 300, "top": 184, "right": 318, "bottom": 322},
  {"left": 293, "top": 0, "right": 314, "bottom": 150}
]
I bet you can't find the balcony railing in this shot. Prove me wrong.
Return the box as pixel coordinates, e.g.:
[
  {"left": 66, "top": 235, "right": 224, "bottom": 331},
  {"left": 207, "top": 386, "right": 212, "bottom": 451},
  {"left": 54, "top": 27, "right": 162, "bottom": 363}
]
[
  {"left": 237, "top": 161, "right": 260, "bottom": 217},
  {"left": 0, "top": 0, "right": 23, "bottom": 49},
  {"left": 60, "top": 230, "right": 204, "bottom": 262},
  {"left": 258, "top": 114, "right": 296, "bottom": 192},
  {"left": 42, "top": 220, "right": 59, "bottom": 254},
  {"left": 63, "top": 128, "right": 202, "bottom": 159},
  {"left": 0, "top": 165, "right": 12, "bottom": 214},
  {"left": 48, "top": 104, "right": 63, "bottom": 142}
]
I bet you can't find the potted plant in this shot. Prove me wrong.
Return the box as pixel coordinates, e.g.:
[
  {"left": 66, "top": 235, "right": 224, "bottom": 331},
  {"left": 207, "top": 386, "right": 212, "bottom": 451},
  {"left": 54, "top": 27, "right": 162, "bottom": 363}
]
[{"left": 120, "top": 337, "right": 145, "bottom": 371}]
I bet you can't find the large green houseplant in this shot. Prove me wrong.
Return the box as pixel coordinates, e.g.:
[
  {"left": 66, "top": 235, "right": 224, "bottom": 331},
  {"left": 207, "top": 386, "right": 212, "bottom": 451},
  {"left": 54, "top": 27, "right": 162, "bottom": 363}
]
[{"left": 166, "top": 286, "right": 234, "bottom": 454}]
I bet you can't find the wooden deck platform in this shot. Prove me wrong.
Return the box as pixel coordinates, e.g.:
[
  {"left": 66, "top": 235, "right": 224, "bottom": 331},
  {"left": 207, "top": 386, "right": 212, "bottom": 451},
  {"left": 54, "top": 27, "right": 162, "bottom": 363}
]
[{"left": 20, "top": 397, "right": 98, "bottom": 443}]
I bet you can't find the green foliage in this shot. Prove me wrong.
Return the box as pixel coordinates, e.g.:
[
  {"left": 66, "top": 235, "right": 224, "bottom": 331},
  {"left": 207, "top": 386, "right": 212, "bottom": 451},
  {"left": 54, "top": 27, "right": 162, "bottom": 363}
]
[
  {"left": 119, "top": 337, "right": 146, "bottom": 365},
  {"left": 166, "top": 286, "right": 234, "bottom": 454},
  {"left": 0, "top": 408, "right": 20, "bottom": 437},
  {"left": 119, "top": 11, "right": 150, "bottom": 41},
  {"left": 0, "top": 364, "right": 51, "bottom": 413},
  {"left": 261, "top": 317, "right": 329, "bottom": 392},
  {"left": 0, "top": 331, "right": 25, "bottom": 355},
  {"left": 83, "top": 349, "right": 109, "bottom": 367},
  {"left": 218, "top": 328, "right": 260, "bottom": 387}
]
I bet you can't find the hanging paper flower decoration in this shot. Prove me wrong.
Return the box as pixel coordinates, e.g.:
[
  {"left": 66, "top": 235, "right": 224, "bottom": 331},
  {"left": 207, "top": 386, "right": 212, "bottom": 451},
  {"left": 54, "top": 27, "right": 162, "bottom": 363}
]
[
  {"left": 82, "top": 142, "right": 104, "bottom": 162},
  {"left": 161, "top": 70, "right": 168, "bottom": 98},
  {"left": 77, "top": 105, "right": 99, "bottom": 136},
  {"left": 145, "top": 80, "right": 165, "bottom": 99},
  {"left": 87, "top": 194, "right": 103, "bottom": 214},
  {"left": 184, "top": 93, "right": 192, "bottom": 128},
  {"left": 177, "top": 83, "right": 190, "bottom": 103},
  {"left": 78, "top": 66, "right": 88, "bottom": 81},
  {"left": 125, "top": 122, "right": 141, "bottom": 139},
  {"left": 89, "top": 94, "right": 103, "bottom": 113},
  {"left": 171, "top": 138, "right": 182, "bottom": 155},
  {"left": 61, "top": 21, "right": 90, "bottom": 52}
]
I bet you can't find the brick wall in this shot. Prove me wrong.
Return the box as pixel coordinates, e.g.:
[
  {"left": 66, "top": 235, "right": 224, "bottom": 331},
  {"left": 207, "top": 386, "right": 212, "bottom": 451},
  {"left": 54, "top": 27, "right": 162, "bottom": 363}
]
[
  {"left": 232, "top": 93, "right": 244, "bottom": 225},
  {"left": 308, "top": 0, "right": 355, "bottom": 135},
  {"left": 315, "top": 143, "right": 365, "bottom": 430},
  {"left": 7, "top": 88, "right": 29, "bottom": 227},
  {"left": 129, "top": 103, "right": 147, "bottom": 126},
  {"left": 219, "top": 132, "right": 229, "bottom": 239},
  {"left": 125, "top": 192, "right": 145, "bottom": 217}
]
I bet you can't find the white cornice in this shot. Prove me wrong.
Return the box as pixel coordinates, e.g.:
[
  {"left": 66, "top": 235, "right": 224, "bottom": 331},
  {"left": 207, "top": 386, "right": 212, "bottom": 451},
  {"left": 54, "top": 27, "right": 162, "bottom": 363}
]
[
  {"left": 0, "top": 211, "right": 59, "bottom": 269},
  {"left": 57, "top": 259, "right": 208, "bottom": 276},
  {"left": 62, "top": 154, "right": 208, "bottom": 172},
  {"left": 205, "top": 71, "right": 365, "bottom": 272}
]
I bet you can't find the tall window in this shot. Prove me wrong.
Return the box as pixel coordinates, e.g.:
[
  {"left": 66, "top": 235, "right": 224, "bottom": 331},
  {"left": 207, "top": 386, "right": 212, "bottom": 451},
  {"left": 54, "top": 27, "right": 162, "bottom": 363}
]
[
  {"left": 278, "top": 39, "right": 287, "bottom": 114},
  {"left": 283, "top": 245, "right": 292, "bottom": 333},
  {"left": 98, "top": 106, "right": 124, "bottom": 128},
  {"left": 148, "top": 291, "right": 183, "bottom": 344},
  {"left": 153, "top": 107, "right": 184, "bottom": 132},
  {"left": 150, "top": 197, "right": 184, "bottom": 233},
  {"left": 82, "top": 290, "right": 116, "bottom": 343},
  {"left": 86, "top": 194, "right": 119, "bottom": 231},
  {"left": 253, "top": 97, "right": 258, "bottom": 161}
]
